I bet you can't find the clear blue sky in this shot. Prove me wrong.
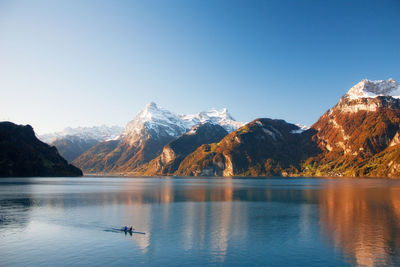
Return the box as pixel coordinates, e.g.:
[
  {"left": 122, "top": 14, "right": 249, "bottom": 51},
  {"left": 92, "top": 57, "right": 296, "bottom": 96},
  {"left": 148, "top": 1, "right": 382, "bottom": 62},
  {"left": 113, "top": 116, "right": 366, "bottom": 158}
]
[{"left": 1, "top": 0, "right": 399, "bottom": 134}]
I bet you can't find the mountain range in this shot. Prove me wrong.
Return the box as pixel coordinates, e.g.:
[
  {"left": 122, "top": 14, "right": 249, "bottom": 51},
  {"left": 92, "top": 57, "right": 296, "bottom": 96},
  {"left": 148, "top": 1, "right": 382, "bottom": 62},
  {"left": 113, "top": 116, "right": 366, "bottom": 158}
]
[
  {"left": 41, "top": 78, "right": 400, "bottom": 178},
  {"left": 72, "top": 103, "right": 243, "bottom": 173},
  {"left": 38, "top": 125, "right": 124, "bottom": 162}
]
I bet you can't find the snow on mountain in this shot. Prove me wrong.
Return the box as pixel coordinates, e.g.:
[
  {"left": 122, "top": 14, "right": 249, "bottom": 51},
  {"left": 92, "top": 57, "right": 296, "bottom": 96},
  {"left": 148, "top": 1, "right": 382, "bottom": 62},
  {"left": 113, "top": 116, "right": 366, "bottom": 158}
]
[
  {"left": 181, "top": 108, "right": 244, "bottom": 133},
  {"left": 39, "top": 125, "right": 124, "bottom": 144},
  {"left": 345, "top": 78, "right": 400, "bottom": 100},
  {"left": 122, "top": 102, "right": 244, "bottom": 145},
  {"left": 123, "top": 102, "right": 189, "bottom": 145},
  {"left": 291, "top": 124, "right": 310, "bottom": 134}
]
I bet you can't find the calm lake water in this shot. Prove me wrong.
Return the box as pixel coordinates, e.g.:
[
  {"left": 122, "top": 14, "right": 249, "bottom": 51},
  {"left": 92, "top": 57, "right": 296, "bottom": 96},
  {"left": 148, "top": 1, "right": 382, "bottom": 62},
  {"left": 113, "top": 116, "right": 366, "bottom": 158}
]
[{"left": 1, "top": 177, "right": 400, "bottom": 266}]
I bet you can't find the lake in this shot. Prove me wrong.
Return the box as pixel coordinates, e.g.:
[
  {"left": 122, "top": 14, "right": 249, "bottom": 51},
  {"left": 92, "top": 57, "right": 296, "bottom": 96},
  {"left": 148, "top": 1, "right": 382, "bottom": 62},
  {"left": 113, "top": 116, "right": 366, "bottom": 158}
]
[{"left": 1, "top": 177, "right": 400, "bottom": 266}]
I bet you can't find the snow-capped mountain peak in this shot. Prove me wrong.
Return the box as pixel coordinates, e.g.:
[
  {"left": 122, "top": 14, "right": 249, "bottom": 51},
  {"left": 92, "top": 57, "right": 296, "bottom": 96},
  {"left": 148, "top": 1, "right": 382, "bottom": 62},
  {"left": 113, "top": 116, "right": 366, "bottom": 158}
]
[
  {"left": 123, "top": 102, "right": 244, "bottom": 145},
  {"left": 39, "top": 125, "right": 124, "bottom": 144},
  {"left": 291, "top": 124, "right": 310, "bottom": 134},
  {"left": 180, "top": 108, "right": 244, "bottom": 133},
  {"left": 345, "top": 78, "right": 400, "bottom": 100},
  {"left": 123, "top": 102, "right": 189, "bottom": 145},
  {"left": 139, "top": 102, "right": 162, "bottom": 120}
]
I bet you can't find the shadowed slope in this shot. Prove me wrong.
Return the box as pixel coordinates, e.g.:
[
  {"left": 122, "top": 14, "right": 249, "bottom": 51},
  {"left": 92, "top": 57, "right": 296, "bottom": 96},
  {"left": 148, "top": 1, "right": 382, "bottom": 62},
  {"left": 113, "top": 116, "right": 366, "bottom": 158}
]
[{"left": 0, "top": 122, "right": 82, "bottom": 177}]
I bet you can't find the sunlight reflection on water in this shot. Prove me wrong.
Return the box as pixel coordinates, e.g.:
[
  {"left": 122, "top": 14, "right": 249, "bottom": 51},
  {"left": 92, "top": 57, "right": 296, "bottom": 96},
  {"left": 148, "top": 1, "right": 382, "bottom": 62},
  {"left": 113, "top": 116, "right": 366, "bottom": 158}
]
[{"left": 0, "top": 177, "right": 400, "bottom": 266}]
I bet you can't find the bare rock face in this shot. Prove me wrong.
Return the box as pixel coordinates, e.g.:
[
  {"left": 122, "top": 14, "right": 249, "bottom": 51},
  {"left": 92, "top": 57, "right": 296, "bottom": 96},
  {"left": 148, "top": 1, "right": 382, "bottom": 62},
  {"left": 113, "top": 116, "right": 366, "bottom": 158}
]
[
  {"left": 142, "top": 122, "right": 228, "bottom": 175},
  {"left": 0, "top": 122, "right": 82, "bottom": 177},
  {"left": 175, "top": 119, "right": 312, "bottom": 177},
  {"left": 390, "top": 132, "right": 400, "bottom": 147},
  {"left": 303, "top": 79, "right": 400, "bottom": 177}
]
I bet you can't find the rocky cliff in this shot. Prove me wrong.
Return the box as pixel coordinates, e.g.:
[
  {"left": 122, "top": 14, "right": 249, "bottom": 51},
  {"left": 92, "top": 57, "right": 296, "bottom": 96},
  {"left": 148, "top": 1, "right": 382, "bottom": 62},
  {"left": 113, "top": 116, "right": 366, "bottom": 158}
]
[{"left": 142, "top": 123, "right": 228, "bottom": 175}]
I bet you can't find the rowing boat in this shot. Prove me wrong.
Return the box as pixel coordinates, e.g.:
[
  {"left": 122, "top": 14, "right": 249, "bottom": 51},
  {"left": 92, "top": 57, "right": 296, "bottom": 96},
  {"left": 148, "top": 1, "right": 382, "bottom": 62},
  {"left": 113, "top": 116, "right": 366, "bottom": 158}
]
[
  {"left": 119, "top": 228, "right": 146, "bottom": 235},
  {"left": 121, "top": 228, "right": 134, "bottom": 233}
]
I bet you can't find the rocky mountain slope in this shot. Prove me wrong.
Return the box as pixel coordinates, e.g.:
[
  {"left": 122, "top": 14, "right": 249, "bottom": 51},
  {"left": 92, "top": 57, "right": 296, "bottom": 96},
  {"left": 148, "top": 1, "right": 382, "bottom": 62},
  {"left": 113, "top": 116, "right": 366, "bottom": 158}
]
[
  {"left": 39, "top": 125, "right": 123, "bottom": 162},
  {"left": 303, "top": 79, "right": 400, "bottom": 177},
  {"left": 141, "top": 123, "right": 228, "bottom": 175},
  {"left": 50, "top": 137, "right": 99, "bottom": 162},
  {"left": 178, "top": 78, "right": 400, "bottom": 178},
  {"left": 0, "top": 122, "right": 82, "bottom": 177},
  {"left": 174, "top": 119, "right": 316, "bottom": 176},
  {"left": 70, "top": 139, "right": 121, "bottom": 173},
  {"left": 73, "top": 103, "right": 242, "bottom": 173},
  {"left": 73, "top": 78, "right": 400, "bottom": 178}
]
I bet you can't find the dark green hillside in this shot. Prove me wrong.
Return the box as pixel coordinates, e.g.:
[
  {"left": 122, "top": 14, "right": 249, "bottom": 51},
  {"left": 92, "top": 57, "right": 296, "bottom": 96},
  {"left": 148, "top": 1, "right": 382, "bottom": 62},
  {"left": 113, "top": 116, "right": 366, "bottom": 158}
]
[{"left": 0, "top": 122, "right": 82, "bottom": 177}]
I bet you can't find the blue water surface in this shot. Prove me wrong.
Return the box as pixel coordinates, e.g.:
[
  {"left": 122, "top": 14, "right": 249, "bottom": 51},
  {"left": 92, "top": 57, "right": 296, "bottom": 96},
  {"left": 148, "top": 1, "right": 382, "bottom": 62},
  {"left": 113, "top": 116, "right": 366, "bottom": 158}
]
[{"left": 1, "top": 177, "right": 400, "bottom": 266}]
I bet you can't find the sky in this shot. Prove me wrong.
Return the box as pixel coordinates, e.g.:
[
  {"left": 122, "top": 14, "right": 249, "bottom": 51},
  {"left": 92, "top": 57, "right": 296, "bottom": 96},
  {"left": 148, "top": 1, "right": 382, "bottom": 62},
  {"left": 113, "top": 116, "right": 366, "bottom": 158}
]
[{"left": 0, "top": 0, "right": 399, "bottom": 134}]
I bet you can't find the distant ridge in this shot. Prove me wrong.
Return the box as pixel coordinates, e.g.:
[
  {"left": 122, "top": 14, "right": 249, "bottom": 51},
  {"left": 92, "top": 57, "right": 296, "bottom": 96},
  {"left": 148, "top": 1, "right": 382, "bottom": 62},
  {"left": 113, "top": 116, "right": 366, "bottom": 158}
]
[{"left": 39, "top": 125, "right": 124, "bottom": 162}]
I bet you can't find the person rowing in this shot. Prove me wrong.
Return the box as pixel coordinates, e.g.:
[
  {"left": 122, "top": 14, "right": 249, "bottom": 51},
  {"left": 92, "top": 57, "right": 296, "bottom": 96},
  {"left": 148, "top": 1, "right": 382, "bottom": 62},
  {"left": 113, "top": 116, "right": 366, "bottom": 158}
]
[
  {"left": 121, "top": 226, "right": 134, "bottom": 232},
  {"left": 118, "top": 226, "right": 145, "bottom": 235}
]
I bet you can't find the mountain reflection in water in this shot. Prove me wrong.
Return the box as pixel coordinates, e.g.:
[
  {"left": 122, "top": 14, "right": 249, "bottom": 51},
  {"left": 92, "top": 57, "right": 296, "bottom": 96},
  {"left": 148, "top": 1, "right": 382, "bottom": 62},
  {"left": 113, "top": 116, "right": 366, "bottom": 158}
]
[
  {"left": 1, "top": 178, "right": 400, "bottom": 266},
  {"left": 319, "top": 181, "right": 400, "bottom": 266}
]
